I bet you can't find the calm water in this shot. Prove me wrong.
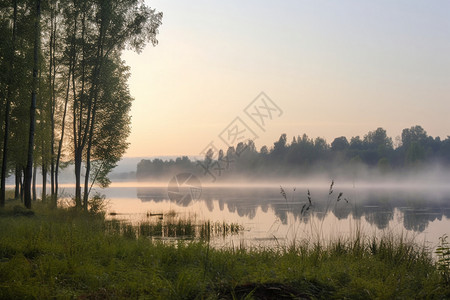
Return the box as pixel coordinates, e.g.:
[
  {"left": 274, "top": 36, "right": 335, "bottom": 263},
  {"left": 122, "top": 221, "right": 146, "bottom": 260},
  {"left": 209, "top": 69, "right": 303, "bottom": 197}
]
[{"left": 98, "top": 181, "right": 450, "bottom": 250}]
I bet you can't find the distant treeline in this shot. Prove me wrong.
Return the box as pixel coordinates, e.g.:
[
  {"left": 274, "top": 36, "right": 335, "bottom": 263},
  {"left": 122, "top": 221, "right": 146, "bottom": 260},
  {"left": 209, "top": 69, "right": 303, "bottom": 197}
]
[{"left": 137, "top": 125, "right": 450, "bottom": 180}]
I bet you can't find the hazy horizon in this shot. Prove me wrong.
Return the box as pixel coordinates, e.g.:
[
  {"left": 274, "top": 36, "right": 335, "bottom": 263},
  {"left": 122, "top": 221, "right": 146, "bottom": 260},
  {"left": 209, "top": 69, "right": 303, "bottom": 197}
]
[{"left": 122, "top": 0, "right": 450, "bottom": 158}]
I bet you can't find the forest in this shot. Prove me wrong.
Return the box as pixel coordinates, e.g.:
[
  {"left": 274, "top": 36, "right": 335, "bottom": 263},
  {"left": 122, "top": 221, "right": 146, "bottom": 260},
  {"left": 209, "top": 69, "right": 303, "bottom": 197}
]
[
  {"left": 0, "top": 0, "right": 162, "bottom": 209},
  {"left": 137, "top": 125, "right": 450, "bottom": 181}
]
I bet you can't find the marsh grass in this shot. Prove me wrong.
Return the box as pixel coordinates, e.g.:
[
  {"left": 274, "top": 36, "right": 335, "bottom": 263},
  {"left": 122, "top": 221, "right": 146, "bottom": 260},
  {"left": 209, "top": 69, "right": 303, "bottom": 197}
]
[
  {"left": 0, "top": 198, "right": 449, "bottom": 298},
  {"left": 436, "top": 234, "right": 450, "bottom": 284},
  {"left": 107, "top": 218, "right": 243, "bottom": 241},
  {"left": 279, "top": 181, "right": 352, "bottom": 248},
  {"left": 104, "top": 207, "right": 243, "bottom": 242}
]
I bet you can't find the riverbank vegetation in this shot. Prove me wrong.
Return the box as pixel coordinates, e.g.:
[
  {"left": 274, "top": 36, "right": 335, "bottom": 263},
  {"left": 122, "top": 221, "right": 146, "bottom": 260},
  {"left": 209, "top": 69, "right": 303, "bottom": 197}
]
[{"left": 1, "top": 198, "right": 449, "bottom": 299}]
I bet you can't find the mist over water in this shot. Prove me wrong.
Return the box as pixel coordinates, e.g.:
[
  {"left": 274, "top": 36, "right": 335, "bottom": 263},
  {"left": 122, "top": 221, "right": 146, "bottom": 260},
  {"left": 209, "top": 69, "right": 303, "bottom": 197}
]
[
  {"left": 98, "top": 167, "right": 450, "bottom": 249},
  {"left": 21, "top": 163, "right": 448, "bottom": 249}
]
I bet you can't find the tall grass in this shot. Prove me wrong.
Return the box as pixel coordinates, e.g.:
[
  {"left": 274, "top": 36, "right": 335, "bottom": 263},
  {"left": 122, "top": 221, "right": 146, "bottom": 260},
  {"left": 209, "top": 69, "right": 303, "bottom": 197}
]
[
  {"left": 280, "top": 181, "right": 352, "bottom": 248},
  {"left": 436, "top": 234, "right": 450, "bottom": 284},
  {"left": 105, "top": 217, "right": 242, "bottom": 241},
  {"left": 0, "top": 198, "right": 449, "bottom": 298}
]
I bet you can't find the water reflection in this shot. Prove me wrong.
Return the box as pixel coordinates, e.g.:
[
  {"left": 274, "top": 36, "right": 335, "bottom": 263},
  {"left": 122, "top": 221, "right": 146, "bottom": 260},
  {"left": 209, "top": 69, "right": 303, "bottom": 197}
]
[
  {"left": 129, "top": 186, "right": 450, "bottom": 234},
  {"left": 102, "top": 185, "right": 450, "bottom": 248}
]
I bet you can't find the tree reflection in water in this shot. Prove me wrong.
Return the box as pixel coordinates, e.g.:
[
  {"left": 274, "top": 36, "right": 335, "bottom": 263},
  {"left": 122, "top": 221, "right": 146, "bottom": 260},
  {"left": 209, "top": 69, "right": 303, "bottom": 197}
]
[{"left": 133, "top": 186, "right": 450, "bottom": 235}]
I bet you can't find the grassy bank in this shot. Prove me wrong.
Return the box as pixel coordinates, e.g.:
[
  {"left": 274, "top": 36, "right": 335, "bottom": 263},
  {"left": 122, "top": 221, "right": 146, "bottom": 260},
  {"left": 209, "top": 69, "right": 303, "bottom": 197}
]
[{"left": 0, "top": 199, "right": 449, "bottom": 299}]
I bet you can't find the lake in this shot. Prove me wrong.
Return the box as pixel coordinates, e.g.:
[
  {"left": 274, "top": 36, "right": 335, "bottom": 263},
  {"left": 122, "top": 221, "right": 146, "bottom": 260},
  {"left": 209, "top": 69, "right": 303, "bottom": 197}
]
[{"left": 92, "top": 180, "right": 450, "bottom": 251}]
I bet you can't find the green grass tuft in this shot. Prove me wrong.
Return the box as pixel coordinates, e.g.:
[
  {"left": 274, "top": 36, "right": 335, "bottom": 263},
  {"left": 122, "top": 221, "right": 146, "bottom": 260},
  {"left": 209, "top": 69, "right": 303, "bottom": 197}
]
[{"left": 0, "top": 199, "right": 449, "bottom": 299}]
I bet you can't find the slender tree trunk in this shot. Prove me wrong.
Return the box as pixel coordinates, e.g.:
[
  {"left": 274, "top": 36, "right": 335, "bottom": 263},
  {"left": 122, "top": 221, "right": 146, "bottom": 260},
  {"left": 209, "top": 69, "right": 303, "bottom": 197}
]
[
  {"left": 20, "top": 167, "right": 24, "bottom": 202},
  {"left": 50, "top": 137, "right": 55, "bottom": 199},
  {"left": 55, "top": 53, "right": 72, "bottom": 206},
  {"left": 74, "top": 151, "right": 82, "bottom": 206},
  {"left": 83, "top": 59, "right": 104, "bottom": 209},
  {"left": 75, "top": 9, "right": 88, "bottom": 208},
  {"left": 0, "top": 91, "right": 11, "bottom": 202},
  {"left": 1, "top": 96, "right": 11, "bottom": 202},
  {"left": 71, "top": 4, "right": 83, "bottom": 208},
  {"left": 83, "top": 79, "right": 100, "bottom": 208},
  {"left": 83, "top": 153, "right": 91, "bottom": 209},
  {"left": 77, "top": 3, "right": 110, "bottom": 209},
  {"left": 83, "top": 101, "right": 97, "bottom": 209},
  {"left": 14, "top": 165, "right": 20, "bottom": 199},
  {"left": 42, "top": 161, "right": 47, "bottom": 202},
  {"left": 82, "top": 6, "right": 107, "bottom": 209},
  {"left": 73, "top": 66, "right": 83, "bottom": 207},
  {"left": 41, "top": 133, "right": 47, "bottom": 201},
  {"left": 49, "top": 3, "right": 55, "bottom": 201},
  {"left": 32, "top": 163, "right": 37, "bottom": 201},
  {"left": 0, "top": 0, "right": 17, "bottom": 207},
  {"left": 24, "top": 0, "right": 41, "bottom": 209}
]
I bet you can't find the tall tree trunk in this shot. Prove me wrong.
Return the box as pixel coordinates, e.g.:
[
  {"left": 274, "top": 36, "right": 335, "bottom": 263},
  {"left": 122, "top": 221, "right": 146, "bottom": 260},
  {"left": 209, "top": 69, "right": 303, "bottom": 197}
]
[
  {"left": 14, "top": 165, "right": 20, "bottom": 199},
  {"left": 71, "top": 3, "right": 83, "bottom": 207},
  {"left": 49, "top": 2, "right": 55, "bottom": 201},
  {"left": 83, "top": 77, "right": 101, "bottom": 209},
  {"left": 83, "top": 51, "right": 104, "bottom": 209},
  {"left": 83, "top": 147, "right": 91, "bottom": 209},
  {"left": 54, "top": 52, "right": 72, "bottom": 207},
  {"left": 82, "top": 4, "right": 108, "bottom": 209},
  {"left": 24, "top": 0, "right": 41, "bottom": 209},
  {"left": 32, "top": 163, "right": 37, "bottom": 201},
  {"left": 42, "top": 160, "right": 47, "bottom": 202},
  {"left": 74, "top": 6, "right": 91, "bottom": 209},
  {"left": 83, "top": 98, "right": 98, "bottom": 209},
  {"left": 20, "top": 167, "right": 24, "bottom": 202},
  {"left": 74, "top": 151, "right": 82, "bottom": 206},
  {"left": 49, "top": 3, "right": 58, "bottom": 203},
  {"left": 41, "top": 127, "right": 47, "bottom": 201},
  {"left": 0, "top": 0, "right": 17, "bottom": 207}
]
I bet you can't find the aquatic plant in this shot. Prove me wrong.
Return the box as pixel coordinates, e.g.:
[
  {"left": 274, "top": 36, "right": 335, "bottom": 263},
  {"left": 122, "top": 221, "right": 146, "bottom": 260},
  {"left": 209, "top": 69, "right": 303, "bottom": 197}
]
[
  {"left": 279, "top": 180, "right": 350, "bottom": 246},
  {"left": 107, "top": 213, "right": 242, "bottom": 241},
  {"left": 436, "top": 234, "right": 450, "bottom": 284},
  {"left": 0, "top": 198, "right": 448, "bottom": 298}
]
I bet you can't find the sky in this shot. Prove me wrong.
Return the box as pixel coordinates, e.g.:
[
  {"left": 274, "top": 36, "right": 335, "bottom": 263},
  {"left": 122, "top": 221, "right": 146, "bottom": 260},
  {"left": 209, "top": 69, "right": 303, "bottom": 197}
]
[{"left": 121, "top": 0, "right": 450, "bottom": 158}]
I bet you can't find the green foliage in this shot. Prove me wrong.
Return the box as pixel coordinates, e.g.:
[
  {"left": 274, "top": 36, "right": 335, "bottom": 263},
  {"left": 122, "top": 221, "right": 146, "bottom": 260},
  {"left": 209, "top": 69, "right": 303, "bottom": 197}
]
[
  {"left": 87, "top": 192, "right": 107, "bottom": 215},
  {"left": 331, "top": 136, "right": 349, "bottom": 152},
  {"left": 364, "top": 127, "right": 393, "bottom": 151},
  {"left": 1, "top": 0, "right": 164, "bottom": 208},
  {"left": 405, "top": 142, "right": 425, "bottom": 166},
  {"left": 402, "top": 125, "right": 428, "bottom": 149},
  {"left": 377, "top": 157, "right": 391, "bottom": 173}
]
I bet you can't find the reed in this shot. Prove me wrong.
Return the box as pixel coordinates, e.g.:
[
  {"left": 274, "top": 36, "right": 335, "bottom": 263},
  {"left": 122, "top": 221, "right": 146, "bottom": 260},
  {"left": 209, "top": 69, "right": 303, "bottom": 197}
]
[
  {"left": 279, "top": 180, "right": 350, "bottom": 247},
  {"left": 436, "top": 234, "right": 450, "bottom": 284},
  {"left": 106, "top": 214, "right": 242, "bottom": 241},
  {"left": 0, "top": 196, "right": 448, "bottom": 298}
]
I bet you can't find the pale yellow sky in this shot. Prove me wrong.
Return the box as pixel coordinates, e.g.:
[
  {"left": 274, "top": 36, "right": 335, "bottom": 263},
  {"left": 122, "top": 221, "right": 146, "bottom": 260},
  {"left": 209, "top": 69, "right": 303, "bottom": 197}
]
[{"left": 122, "top": 0, "right": 450, "bottom": 157}]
